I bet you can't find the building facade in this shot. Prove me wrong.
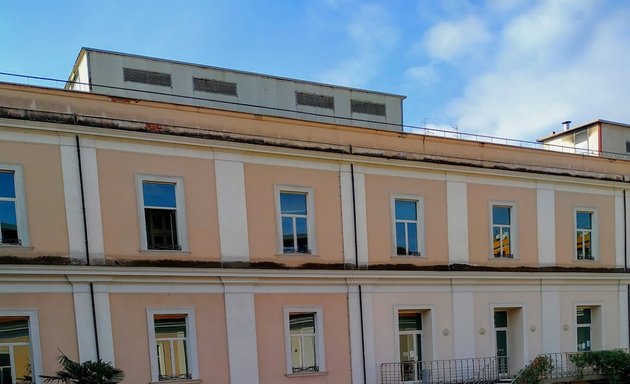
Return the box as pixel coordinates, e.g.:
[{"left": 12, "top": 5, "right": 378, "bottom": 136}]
[{"left": 0, "top": 51, "right": 629, "bottom": 384}]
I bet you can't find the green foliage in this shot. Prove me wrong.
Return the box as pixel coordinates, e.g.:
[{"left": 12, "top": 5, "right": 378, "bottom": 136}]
[
  {"left": 569, "top": 350, "right": 630, "bottom": 384},
  {"left": 40, "top": 354, "right": 124, "bottom": 384},
  {"left": 512, "top": 355, "right": 553, "bottom": 384}
]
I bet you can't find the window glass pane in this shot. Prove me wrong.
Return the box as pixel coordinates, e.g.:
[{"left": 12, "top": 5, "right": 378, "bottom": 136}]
[
  {"left": 145, "top": 208, "right": 178, "bottom": 250},
  {"left": 0, "top": 347, "right": 9, "bottom": 366},
  {"left": 0, "top": 201, "right": 19, "bottom": 244},
  {"left": 395, "top": 200, "right": 417, "bottom": 221},
  {"left": 290, "top": 314, "right": 315, "bottom": 334},
  {"left": 492, "top": 226, "right": 501, "bottom": 257},
  {"left": 395, "top": 222, "right": 406, "bottom": 255},
  {"left": 291, "top": 336, "right": 302, "bottom": 370},
  {"left": 143, "top": 182, "right": 176, "bottom": 208},
  {"left": 502, "top": 227, "right": 511, "bottom": 255},
  {"left": 302, "top": 335, "right": 316, "bottom": 369},
  {"left": 154, "top": 315, "right": 187, "bottom": 338},
  {"left": 13, "top": 344, "right": 31, "bottom": 381},
  {"left": 577, "top": 327, "right": 591, "bottom": 351},
  {"left": 492, "top": 206, "right": 510, "bottom": 226},
  {"left": 398, "top": 312, "right": 422, "bottom": 331},
  {"left": 172, "top": 339, "right": 189, "bottom": 377},
  {"left": 282, "top": 217, "right": 294, "bottom": 251},
  {"left": 296, "top": 217, "right": 308, "bottom": 252},
  {"left": 0, "top": 172, "right": 15, "bottom": 199},
  {"left": 280, "top": 192, "right": 307, "bottom": 215},
  {"left": 156, "top": 340, "right": 173, "bottom": 377},
  {"left": 494, "top": 311, "right": 508, "bottom": 328},
  {"left": 576, "top": 212, "right": 592, "bottom": 230},
  {"left": 0, "top": 317, "right": 30, "bottom": 342},
  {"left": 577, "top": 308, "right": 591, "bottom": 324},
  {"left": 407, "top": 223, "right": 418, "bottom": 254}
]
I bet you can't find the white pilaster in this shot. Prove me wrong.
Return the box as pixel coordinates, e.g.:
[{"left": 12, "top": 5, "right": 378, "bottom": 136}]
[
  {"left": 215, "top": 152, "right": 250, "bottom": 262},
  {"left": 353, "top": 168, "right": 369, "bottom": 267},
  {"left": 347, "top": 285, "right": 364, "bottom": 384},
  {"left": 452, "top": 285, "right": 475, "bottom": 358},
  {"left": 72, "top": 283, "right": 98, "bottom": 362},
  {"left": 93, "top": 284, "right": 115, "bottom": 364},
  {"left": 80, "top": 139, "right": 105, "bottom": 264},
  {"left": 446, "top": 180, "right": 469, "bottom": 264},
  {"left": 541, "top": 285, "right": 561, "bottom": 353},
  {"left": 223, "top": 282, "right": 259, "bottom": 384},
  {"left": 60, "top": 142, "right": 86, "bottom": 262},
  {"left": 614, "top": 189, "right": 625, "bottom": 268},
  {"left": 361, "top": 289, "right": 377, "bottom": 384},
  {"left": 537, "top": 184, "right": 556, "bottom": 266},
  {"left": 340, "top": 164, "right": 357, "bottom": 265},
  {"left": 619, "top": 284, "right": 629, "bottom": 348}
]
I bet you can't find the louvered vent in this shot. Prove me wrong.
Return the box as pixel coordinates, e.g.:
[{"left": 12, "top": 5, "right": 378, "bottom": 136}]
[
  {"left": 193, "top": 78, "right": 238, "bottom": 96},
  {"left": 351, "top": 100, "right": 386, "bottom": 116},
  {"left": 296, "top": 92, "right": 334, "bottom": 110},
  {"left": 123, "top": 68, "right": 172, "bottom": 87}
]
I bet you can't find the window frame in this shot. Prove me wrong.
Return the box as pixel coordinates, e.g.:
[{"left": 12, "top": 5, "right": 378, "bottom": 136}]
[
  {"left": 274, "top": 185, "right": 317, "bottom": 255},
  {"left": 573, "top": 207, "right": 598, "bottom": 261},
  {"left": 390, "top": 194, "right": 426, "bottom": 257},
  {"left": 0, "top": 164, "right": 29, "bottom": 247},
  {"left": 0, "top": 310, "right": 42, "bottom": 384},
  {"left": 146, "top": 308, "right": 199, "bottom": 382},
  {"left": 136, "top": 175, "right": 188, "bottom": 252},
  {"left": 488, "top": 201, "right": 518, "bottom": 259},
  {"left": 574, "top": 303, "right": 602, "bottom": 352},
  {"left": 283, "top": 306, "right": 325, "bottom": 375},
  {"left": 393, "top": 305, "right": 434, "bottom": 363}
]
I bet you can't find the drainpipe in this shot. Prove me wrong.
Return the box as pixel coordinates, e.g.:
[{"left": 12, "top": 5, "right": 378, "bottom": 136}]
[{"left": 76, "top": 135, "right": 101, "bottom": 361}]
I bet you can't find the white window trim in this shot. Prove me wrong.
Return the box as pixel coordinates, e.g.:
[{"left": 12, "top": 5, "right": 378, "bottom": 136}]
[
  {"left": 573, "top": 302, "right": 604, "bottom": 351},
  {"left": 146, "top": 308, "right": 199, "bottom": 382},
  {"left": 573, "top": 207, "right": 598, "bottom": 261},
  {"left": 488, "top": 201, "right": 518, "bottom": 259},
  {"left": 274, "top": 185, "right": 317, "bottom": 255},
  {"left": 0, "top": 310, "right": 42, "bottom": 384},
  {"left": 0, "top": 164, "right": 29, "bottom": 247},
  {"left": 393, "top": 305, "right": 436, "bottom": 363},
  {"left": 390, "top": 194, "right": 426, "bottom": 257},
  {"left": 283, "top": 306, "right": 325, "bottom": 375},
  {"left": 136, "top": 174, "right": 189, "bottom": 252}
]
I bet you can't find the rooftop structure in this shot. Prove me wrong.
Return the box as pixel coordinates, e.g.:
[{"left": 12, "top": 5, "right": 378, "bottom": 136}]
[{"left": 66, "top": 48, "right": 405, "bottom": 132}]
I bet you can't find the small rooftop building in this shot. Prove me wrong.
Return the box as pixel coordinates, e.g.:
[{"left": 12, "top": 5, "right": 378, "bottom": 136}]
[
  {"left": 66, "top": 48, "right": 405, "bottom": 131},
  {"left": 539, "top": 119, "right": 630, "bottom": 160}
]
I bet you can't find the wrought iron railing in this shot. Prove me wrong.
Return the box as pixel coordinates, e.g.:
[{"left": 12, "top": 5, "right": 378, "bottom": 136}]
[{"left": 381, "top": 356, "right": 510, "bottom": 384}]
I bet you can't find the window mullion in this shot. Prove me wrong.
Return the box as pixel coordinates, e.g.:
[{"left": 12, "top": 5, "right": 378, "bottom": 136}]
[
  {"left": 169, "top": 340, "right": 176, "bottom": 377},
  {"left": 9, "top": 344, "right": 16, "bottom": 384}
]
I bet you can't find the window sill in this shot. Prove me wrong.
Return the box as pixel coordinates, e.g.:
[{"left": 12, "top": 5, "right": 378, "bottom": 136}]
[
  {"left": 0, "top": 245, "right": 33, "bottom": 251},
  {"left": 139, "top": 249, "right": 191, "bottom": 256},
  {"left": 391, "top": 254, "right": 426, "bottom": 259},
  {"left": 489, "top": 255, "right": 519, "bottom": 260},
  {"left": 150, "top": 380, "right": 200, "bottom": 384},
  {"left": 286, "top": 371, "right": 328, "bottom": 378},
  {"left": 574, "top": 258, "right": 598, "bottom": 262},
  {"left": 276, "top": 253, "right": 319, "bottom": 258}
]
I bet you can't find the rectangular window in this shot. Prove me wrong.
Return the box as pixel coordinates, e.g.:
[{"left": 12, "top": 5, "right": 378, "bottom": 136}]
[
  {"left": 576, "top": 210, "right": 594, "bottom": 260},
  {"left": 394, "top": 199, "right": 420, "bottom": 256},
  {"left": 576, "top": 307, "right": 592, "bottom": 352},
  {"left": 284, "top": 307, "right": 325, "bottom": 375},
  {"left": 350, "top": 100, "right": 386, "bottom": 116},
  {"left": 147, "top": 309, "right": 198, "bottom": 382},
  {"left": 276, "top": 186, "right": 315, "bottom": 255},
  {"left": 123, "top": 68, "right": 172, "bottom": 87},
  {"left": 0, "top": 167, "right": 28, "bottom": 246},
  {"left": 625, "top": 140, "right": 630, "bottom": 154},
  {"left": 491, "top": 203, "right": 517, "bottom": 258},
  {"left": 0, "top": 317, "right": 32, "bottom": 384},
  {"left": 137, "top": 176, "right": 188, "bottom": 252},
  {"left": 295, "top": 92, "right": 334, "bottom": 110}
]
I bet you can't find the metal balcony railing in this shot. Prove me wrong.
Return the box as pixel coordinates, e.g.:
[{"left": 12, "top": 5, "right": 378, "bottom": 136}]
[{"left": 381, "top": 356, "right": 511, "bottom": 384}]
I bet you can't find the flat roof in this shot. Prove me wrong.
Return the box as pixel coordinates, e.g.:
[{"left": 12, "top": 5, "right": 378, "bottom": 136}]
[
  {"left": 538, "top": 119, "right": 630, "bottom": 142},
  {"left": 68, "top": 47, "right": 407, "bottom": 99}
]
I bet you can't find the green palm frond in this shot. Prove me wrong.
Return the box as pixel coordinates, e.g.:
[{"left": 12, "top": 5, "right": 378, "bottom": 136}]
[{"left": 40, "top": 353, "right": 124, "bottom": 384}]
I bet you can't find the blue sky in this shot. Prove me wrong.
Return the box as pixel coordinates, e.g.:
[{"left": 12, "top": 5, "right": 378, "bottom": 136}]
[{"left": 1, "top": 0, "right": 629, "bottom": 140}]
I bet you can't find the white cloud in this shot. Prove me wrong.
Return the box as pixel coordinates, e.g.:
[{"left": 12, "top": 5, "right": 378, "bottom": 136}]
[
  {"left": 422, "top": 16, "right": 491, "bottom": 62},
  {"left": 319, "top": 3, "right": 399, "bottom": 87},
  {"left": 405, "top": 65, "right": 438, "bottom": 86},
  {"left": 445, "top": 0, "right": 630, "bottom": 140}
]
